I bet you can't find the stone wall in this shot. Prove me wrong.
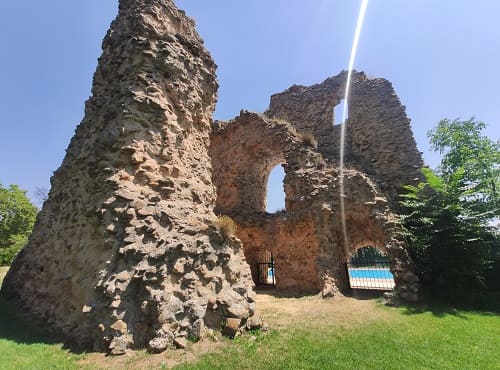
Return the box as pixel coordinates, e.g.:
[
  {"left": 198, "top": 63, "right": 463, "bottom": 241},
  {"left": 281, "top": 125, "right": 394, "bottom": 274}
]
[
  {"left": 2, "top": 0, "right": 255, "bottom": 354},
  {"left": 210, "top": 112, "right": 309, "bottom": 215},
  {"left": 236, "top": 216, "right": 323, "bottom": 293},
  {"left": 267, "top": 71, "right": 423, "bottom": 204},
  {"left": 348, "top": 77, "right": 423, "bottom": 204},
  {"left": 212, "top": 74, "right": 422, "bottom": 300},
  {"left": 266, "top": 71, "right": 356, "bottom": 161}
]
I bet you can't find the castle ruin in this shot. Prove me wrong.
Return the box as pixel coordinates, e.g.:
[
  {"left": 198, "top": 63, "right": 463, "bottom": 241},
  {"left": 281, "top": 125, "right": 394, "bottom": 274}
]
[{"left": 2, "top": 0, "right": 422, "bottom": 353}]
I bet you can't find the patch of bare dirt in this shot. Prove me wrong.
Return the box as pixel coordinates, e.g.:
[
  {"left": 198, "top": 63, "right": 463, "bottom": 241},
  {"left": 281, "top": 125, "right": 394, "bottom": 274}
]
[
  {"left": 79, "top": 338, "right": 227, "bottom": 370},
  {"left": 256, "top": 290, "right": 395, "bottom": 331}
]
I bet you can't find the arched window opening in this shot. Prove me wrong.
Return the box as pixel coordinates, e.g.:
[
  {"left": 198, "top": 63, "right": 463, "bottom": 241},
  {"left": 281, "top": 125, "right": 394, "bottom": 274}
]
[
  {"left": 333, "top": 99, "right": 348, "bottom": 125},
  {"left": 346, "top": 246, "right": 395, "bottom": 290},
  {"left": 266, "top": 164, "right": 286, "bottom": 213}
]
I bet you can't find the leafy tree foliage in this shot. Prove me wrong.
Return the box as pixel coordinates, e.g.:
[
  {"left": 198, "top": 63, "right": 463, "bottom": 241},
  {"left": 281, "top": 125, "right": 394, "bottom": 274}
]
[
  {"left": 428, "top": 117, "right": 499, "bottom": 220},
  {"left": 350, "top": 247, "right": 389, "bottom": 267},
  {"left": 401, "top": 118, "right": 500, "bottom": 306},
  {"left": 0, "top": 184, "right": 38, "bottom": 265}
]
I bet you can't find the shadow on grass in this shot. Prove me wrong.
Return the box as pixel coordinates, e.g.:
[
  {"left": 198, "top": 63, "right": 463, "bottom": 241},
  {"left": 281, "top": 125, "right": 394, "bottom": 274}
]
[
  {"left": 255, "top": 286, "right": 388, "bottom": 300},
  {"left": 398, "top": 293, "right": 500, "bottom": 318},
  {"left": 0, "top": 293, "right": 89, "bottom": 354},
  {"left": 399, "top": 301, "right": 470, "bottom": 318},
  {"left": 255, "top": 286, "right": 319, "bottom": 299},
  {"left": 1, "top": 294, "right": 55, "bottom": 344},
  {"left": 344, "top": 289, "right": 386, "bottom": 300},
  {"left": 0, "top": 266, "right": 88, "bottom": 354}
]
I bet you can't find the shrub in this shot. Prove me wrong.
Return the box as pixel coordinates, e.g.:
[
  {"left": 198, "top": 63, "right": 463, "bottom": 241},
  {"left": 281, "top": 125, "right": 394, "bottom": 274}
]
[
  {"left": 400, "top": 118, "right": 500, "bottom": 307},
  {"left": 216, "top": 215, "right": 237, "bottom": 239},
  {"left": 0, "top": 238, "right": 25, "bottom": 266},
  {"left": 300, "top": 132, "right": 317, "bottom": 148}
]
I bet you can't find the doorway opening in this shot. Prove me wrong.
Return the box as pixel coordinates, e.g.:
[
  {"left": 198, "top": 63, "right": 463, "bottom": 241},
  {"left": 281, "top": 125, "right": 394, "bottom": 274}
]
[
  {"left": 345, "top": 246, "right": 394, "bottom": 290},
  {"left": 257, "top": 251, "right": 276, "bottom": 286}
]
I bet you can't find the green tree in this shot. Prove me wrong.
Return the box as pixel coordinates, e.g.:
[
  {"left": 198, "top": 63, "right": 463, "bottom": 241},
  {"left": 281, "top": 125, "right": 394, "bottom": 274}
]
[
  {"left": 401, "top": 118, "right": 500, "bottom": 306},
  {"left": 0, "top": 184, "right": 38, "bottom": 265},
  {"left": 428, "top": 117, "right": 499, "bottom": 220}
]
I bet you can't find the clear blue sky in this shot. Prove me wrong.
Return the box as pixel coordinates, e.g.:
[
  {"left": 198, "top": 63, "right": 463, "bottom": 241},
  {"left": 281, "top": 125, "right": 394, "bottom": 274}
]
[{"left": 0, "top": 1, "right": 498, "bottom": 211}]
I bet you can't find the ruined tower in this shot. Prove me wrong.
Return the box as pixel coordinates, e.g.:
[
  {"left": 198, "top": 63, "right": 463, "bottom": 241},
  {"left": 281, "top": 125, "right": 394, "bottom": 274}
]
[{"left": 2, "top": 0, "right": 255, "bottom": 353}]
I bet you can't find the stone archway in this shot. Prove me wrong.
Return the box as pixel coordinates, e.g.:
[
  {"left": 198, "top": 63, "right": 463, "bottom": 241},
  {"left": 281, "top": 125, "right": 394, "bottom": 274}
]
[
  {"left": 346, "top": 244, "right": 395, "bottom": 291},
  {"left": 210, "top": 112, "right": 294, "bottom": 215},
  {"left": 210, "top": 112, "right": 324, "bottom": 292}
]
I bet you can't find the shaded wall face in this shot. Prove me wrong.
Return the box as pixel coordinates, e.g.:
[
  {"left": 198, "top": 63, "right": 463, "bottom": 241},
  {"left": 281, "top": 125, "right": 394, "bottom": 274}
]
[
  {"left": 210, "top": 114, "right": 291, "bottom": 214},
  {"left": 212, "top": 74, "right": 422, "bottom": 299},
  {"left": 348, "top": 78, "right": 423, "bottom": 204},
  {"left": 236, "top": 218, "right": 323, "bottom": 293},
  {"left": 266, "top": 72, "right": 357, "bottom": 162}
]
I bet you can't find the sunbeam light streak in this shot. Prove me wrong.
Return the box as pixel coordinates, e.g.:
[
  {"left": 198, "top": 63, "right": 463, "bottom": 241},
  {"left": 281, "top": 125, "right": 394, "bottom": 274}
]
[{"left": 339, "top": 0, "right": 369, "bottom": 256}]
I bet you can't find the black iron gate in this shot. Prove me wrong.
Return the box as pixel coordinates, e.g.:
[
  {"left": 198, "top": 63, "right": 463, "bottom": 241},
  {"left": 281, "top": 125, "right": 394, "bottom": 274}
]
[
  {"left": 345, "top": 248, "right": 395, "bottom": 291},
  {"left": 257, "top": 253, "right": 276, "bottom": 286}
]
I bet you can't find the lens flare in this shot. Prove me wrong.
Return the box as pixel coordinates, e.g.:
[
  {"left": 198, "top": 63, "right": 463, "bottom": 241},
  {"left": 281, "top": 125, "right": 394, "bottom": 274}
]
[{"left": 339, "top": 0, "right": 369, "bottom": 255}]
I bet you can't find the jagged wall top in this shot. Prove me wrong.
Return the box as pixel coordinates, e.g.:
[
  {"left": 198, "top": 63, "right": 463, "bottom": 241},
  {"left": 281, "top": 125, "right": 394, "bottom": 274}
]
[
  {"left": 266, "top": 71, "right": 423, "bottom": 204},
  {"left": 110, "top": 0, "right": 204, "bottom": 44}
]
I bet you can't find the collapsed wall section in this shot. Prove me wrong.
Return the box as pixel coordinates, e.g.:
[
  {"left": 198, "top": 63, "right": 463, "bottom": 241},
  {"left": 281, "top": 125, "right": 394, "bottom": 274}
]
[
  {"left": 348, "top": 77, "right": 423, "bottom": 203},
  {"left": 212, "top": 77, "right": 422, "bottom": 300},
  {"left": 265, "top": 72, "right": 355, "bottom": 160},
  {"left": 2, "top": 0, "right": 255, "bottom": 354},
  {"left": 267, "top": 71, "right": 423, "bottom": 205},
  {"left": 211, "top": 112, "right": 326, "bottom": 292}
]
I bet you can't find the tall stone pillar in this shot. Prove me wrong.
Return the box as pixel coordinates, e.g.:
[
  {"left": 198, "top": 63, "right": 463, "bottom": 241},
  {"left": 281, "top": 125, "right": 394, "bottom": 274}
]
[{"left": 2, "top": 0, "right": 255, "bottom": 353}]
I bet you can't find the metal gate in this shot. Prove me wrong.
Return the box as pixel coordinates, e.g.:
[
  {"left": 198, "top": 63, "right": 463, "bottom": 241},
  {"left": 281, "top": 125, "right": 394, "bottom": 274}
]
[
  {"left": 345, "top": 248, "right": 395, "bottom": 291},
  {"left": 257, "top": 252, "right": 276, "bottom": 286}
]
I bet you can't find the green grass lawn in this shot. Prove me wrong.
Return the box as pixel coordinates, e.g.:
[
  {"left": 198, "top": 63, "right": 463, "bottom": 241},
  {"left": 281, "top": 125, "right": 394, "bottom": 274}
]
[
  {"left": 175, "top": 308, "right": 500, "bottom": 370},
  {"left": 1, "top": 265, "right": 499, "bottom": 369},
  {"left": 0, "top": 266, "right": 82, "bottom": 370}
]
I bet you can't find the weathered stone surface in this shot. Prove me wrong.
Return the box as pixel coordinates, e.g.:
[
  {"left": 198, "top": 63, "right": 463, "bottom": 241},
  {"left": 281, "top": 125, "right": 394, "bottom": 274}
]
[
  {"left": 246, "top": 313, "right": 264, "bottom": 330},
  {"left": 211, "top": 72, "right": 423, "bottom": 299},
  {"left": 222, "top": 318, "right": 241, "bottom": 339},
  {"left": 173, "top": 337, "right": 187, "bottom": 349},
  {"left": 148, "top": 330, "right": 173, "bottom": 354},
  {"left": 1, "top": 0, "right": 254, "bottom": 352},
  {"left": 109, "top": 336, "right": 128, "bottom": 356},
  {"left": 190, "top": 318, "right": 204, "bottom": 341},
  {"left": 266, "top": 71, "right": 423, "bottom": 207}
]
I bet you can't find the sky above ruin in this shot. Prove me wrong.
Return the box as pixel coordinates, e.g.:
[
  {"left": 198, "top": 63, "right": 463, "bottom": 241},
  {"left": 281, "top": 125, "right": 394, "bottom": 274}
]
[{"left": 0, "top": 0, "right": 499, "bottom": 211}]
